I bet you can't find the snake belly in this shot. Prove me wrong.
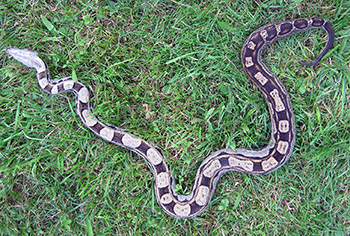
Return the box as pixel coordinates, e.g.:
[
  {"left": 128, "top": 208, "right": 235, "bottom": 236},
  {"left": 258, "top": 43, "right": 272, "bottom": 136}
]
[{"left": 7, "top": 17, "right": 334, "bottom": 219}]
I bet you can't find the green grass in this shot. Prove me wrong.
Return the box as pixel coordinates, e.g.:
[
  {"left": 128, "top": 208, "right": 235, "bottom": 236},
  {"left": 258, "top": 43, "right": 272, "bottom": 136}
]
[{"left": 1, "top": 0, "right": 349, "bottom": 235}]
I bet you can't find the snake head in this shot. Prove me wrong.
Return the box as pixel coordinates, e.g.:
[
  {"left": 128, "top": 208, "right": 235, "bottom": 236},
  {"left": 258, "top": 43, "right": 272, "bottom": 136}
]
[{"left": 7, "top": 48, "right": 46, "bottom": 71}]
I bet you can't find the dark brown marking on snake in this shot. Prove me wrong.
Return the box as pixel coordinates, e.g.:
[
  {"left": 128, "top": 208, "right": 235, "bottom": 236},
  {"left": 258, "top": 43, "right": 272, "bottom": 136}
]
[
  {"left": 38, "top": 71, "right": 47, "bottom": 80},
  {"left": 265, "top": 25, "right": 278, "bottom": 41},
  {"left": 136, "top": 142, "right": 150, "bottom": 155},
  {"left": 278, "top": 133, "right": 291, "bottom": 142},
  {"left": 90, "top": 122, "right": 104, "bottom": 134},
  {"left": 111, "top": 132, "right": 123, "bottom": 144},
  {"left": 190, "top": 202, "right": 202, "bottom": 215},
  {"left": 294, "top": 19, "right": 308, "bottom": 29},
  {"left": 250, "top": 32, "right": 265, "bottom": 50},
  {"left": 42, "top": 84, "right": 52, "bottom": 93},
  {"left": 157, "top": 185, "right": 170, "bottom": 196},
  {"left": 279, "top": 23, "right": 293, "bottom": 35},
  {"left": 73, "top": 82, "right": 84, "bottom": 92},
  {"left": 200, "top": 176, "right": 211, "bottom": 188},
  {"left": 77, "top": 103, "right": 89, "bottom": 117},
  {"left": 162, "top": 201, "right": 176, "bottom": 214},
  {"left": 154, "top": 162, "right": 167, "bottom": 174},
  {"left": 276, "top": 110, "right": 288, "bottom": 121},
  {"left": 311, "top": 17, "right": 324, "bottom": 27},
  {"left": 272, "top": 151, "right": 284, "bottom": 162},
  {"left": 253, "top": 162, "right": 263, "bottom": 172},
  {"left": 218, "top": 156, "right": 229, "bottom": 167},
  {"left": 57, "top": 83, "right": 65, "bottom": 93}
]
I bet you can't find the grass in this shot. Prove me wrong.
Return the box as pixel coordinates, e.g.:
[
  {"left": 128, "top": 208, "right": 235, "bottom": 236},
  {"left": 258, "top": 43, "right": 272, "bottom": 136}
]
[{"left": 0, "top": 0, "right": 349, "bottom": 235}]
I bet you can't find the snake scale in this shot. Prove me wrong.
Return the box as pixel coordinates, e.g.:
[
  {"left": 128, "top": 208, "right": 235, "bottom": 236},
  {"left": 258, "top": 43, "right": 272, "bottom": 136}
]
[{"left": 7, "top": 17, "right": 334, "bottom": 218}]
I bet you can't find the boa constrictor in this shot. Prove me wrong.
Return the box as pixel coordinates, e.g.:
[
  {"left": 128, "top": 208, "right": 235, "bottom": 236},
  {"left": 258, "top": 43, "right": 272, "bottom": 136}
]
[{"left": 7, "top": 17, "right": 334, "bottom": 218}]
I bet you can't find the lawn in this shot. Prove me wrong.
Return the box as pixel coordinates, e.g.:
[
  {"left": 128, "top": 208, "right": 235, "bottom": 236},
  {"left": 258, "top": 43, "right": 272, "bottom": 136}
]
[{"left": 1, "top": 0, "right": 349, "bottom": 235}]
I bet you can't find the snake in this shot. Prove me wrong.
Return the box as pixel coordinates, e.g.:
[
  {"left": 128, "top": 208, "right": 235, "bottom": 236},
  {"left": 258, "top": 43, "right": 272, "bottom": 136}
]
[{"left": 7, "top": 17, "right": 334, "bottom": 219}]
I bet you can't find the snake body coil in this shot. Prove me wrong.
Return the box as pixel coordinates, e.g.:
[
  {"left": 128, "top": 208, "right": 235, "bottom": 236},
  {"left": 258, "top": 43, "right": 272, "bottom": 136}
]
[{"left": 7, "top": 17, "right": 334, "bottom": 218}]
